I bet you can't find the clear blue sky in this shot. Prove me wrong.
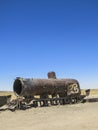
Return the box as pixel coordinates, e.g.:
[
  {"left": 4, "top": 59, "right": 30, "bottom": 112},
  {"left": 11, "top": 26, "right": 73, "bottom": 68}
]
[{"left": 0, "top": 0, "right": 98, "bottom": 90}]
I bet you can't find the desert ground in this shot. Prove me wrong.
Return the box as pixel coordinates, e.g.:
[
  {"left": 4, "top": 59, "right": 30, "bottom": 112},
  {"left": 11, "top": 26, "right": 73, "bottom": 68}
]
[{"left": 0, "top": 90, "right": 98, "bottom": 130}]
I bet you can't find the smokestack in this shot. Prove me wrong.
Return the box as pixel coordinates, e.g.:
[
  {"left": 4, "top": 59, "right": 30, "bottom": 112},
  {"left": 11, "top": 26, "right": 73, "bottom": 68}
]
[{"left": 47, "top": 71, "right": 56, "bottom": 79}]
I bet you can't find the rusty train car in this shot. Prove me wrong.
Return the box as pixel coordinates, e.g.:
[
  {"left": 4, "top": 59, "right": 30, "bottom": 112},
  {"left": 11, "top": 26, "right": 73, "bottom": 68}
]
[{"left": 13, "top": 72, "right": 87, "bottom": 106}]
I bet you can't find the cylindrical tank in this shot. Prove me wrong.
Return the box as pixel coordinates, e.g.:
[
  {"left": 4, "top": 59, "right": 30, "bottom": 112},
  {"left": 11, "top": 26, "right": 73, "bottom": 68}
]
[{"left": 13, "top": 77, "right": 81, "bottom": 97}]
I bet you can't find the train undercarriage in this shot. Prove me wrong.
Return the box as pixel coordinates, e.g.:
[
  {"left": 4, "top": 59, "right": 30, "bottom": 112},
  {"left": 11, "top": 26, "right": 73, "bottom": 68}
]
[{"left": 5, "top": 94, "right": 86, "bottom": 111}]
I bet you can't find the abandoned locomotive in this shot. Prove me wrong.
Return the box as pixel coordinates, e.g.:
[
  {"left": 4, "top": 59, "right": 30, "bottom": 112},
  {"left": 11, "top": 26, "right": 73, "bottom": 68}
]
[{"left": 13, "top": 72, "right": 86, "bottom": 106}]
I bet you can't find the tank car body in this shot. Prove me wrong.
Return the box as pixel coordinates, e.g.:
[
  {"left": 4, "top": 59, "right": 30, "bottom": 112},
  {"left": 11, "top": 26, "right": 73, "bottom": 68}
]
[{"left": 13, "top": 77, "right": 81, "bottom": 98}]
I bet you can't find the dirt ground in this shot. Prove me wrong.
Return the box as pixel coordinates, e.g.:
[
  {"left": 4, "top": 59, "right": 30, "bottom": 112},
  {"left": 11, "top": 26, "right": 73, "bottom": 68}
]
[{"left": 0, "top": 94, "right": 98, "bottom": 130}]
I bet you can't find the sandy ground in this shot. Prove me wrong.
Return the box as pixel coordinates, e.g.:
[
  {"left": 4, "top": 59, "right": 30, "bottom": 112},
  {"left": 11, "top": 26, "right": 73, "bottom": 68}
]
[{"left": 0, "top": 95, "right": 98, "bottom": 130}]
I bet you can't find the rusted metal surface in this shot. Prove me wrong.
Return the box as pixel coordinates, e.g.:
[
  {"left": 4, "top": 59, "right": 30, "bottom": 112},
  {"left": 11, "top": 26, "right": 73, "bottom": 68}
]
[
  {"left": 0, "top": 95, "right": 11, "bottom": 107},
  {"left": 48, "top": 71, "right": 56, "bottom": 79},
  {"left": 13, "top": 77, "right": 81, "bottom": 97}
]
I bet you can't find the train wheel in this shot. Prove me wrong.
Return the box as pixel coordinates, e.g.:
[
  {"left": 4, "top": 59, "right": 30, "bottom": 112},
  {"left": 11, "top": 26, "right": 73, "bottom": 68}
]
[
  {"left": 64, "top": 98, "right": 70, "bottom": 104},
  {"left": 59, "top": 99, "right": 65, "bottom": 105},
  {"left": 33, "top": 101, "right": 38, "bottom": 108},
  {"left": 70, "top": 97, "right": 76, "bottom": 104}
]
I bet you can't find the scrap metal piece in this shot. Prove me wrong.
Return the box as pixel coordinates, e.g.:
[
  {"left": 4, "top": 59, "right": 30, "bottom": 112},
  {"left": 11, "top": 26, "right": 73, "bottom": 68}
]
[{"left": 0, "top": 95, "right": 11, "bottom": 107}]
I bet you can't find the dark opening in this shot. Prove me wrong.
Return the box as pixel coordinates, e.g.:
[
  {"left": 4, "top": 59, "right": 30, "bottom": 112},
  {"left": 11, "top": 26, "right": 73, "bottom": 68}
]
[{"left": 13, "top": 79, "right": 23, "bottom": 95}]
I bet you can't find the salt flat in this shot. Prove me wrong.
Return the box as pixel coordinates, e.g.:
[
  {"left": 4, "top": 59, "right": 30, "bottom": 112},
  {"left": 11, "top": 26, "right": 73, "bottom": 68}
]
[{"left": 0, "top": 95, "right": 98, "bottom": 130}]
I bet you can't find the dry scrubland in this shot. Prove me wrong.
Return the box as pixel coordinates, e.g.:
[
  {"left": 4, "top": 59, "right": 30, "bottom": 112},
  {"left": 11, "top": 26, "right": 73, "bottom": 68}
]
[
  {"left": 0, "top": 89, "right": 98, "bottom": 130},
  {"left": 0, "top": 91, "right": 16, "bottom": 99}
]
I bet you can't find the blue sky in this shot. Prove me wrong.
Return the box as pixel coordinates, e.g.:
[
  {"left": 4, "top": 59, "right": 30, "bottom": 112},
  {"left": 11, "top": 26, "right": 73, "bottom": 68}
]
[{"left": 0, "top": 0, "right": 98, "bottom": 90}]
